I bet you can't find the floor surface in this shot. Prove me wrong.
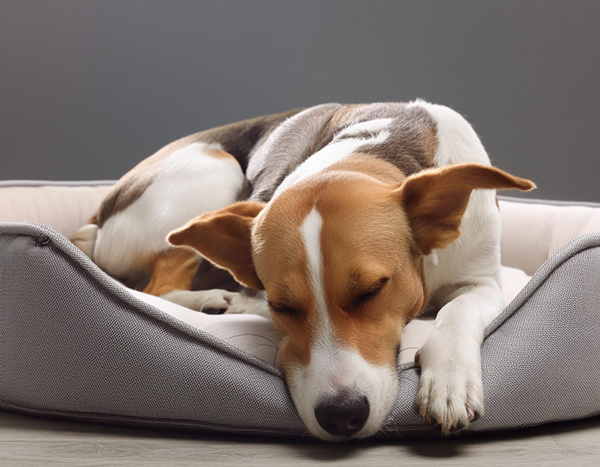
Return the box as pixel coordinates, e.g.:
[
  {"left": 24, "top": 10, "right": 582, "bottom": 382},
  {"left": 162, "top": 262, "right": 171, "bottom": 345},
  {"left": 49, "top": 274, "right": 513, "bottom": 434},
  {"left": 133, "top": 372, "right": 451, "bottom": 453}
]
[{"left": 1, "top": 410, "right": 599, "bottom": 466}]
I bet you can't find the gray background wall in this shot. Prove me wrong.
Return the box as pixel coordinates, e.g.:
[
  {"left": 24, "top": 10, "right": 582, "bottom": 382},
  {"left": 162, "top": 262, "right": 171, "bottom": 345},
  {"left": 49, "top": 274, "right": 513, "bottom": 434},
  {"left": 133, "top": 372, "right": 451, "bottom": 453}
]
[{"left": 1, "top": 0, "right": 598, "bottom": 202}]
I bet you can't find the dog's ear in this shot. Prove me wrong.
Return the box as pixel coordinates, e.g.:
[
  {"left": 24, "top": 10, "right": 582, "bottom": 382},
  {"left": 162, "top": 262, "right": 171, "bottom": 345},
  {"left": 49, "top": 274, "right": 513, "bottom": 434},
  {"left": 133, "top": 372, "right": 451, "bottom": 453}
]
[
  {"left": 396, "top": 163, "right": 535, "bottom": 255},
  {"left": 168, "top": 201, "right": 266, "bottom": 290}
]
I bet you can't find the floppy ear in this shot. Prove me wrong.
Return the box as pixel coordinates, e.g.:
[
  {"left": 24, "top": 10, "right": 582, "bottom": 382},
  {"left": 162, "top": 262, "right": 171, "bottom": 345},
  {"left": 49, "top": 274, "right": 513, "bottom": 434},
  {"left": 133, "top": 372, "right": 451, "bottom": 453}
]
[
  {"left": 167, "top": 201, "right": 266, "bottom": 290},
  {"left": 396, "top": 163, "right": 535, "bottom": 255}
]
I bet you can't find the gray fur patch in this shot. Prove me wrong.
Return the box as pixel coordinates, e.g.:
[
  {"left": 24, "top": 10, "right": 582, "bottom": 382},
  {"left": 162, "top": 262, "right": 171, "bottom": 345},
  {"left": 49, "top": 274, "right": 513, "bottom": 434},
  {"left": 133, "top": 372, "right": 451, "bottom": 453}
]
[
  {"left": 245, "top": 103, "right": 343, "bottom": 202},
  {"left": 326, "top": 103, "right": 438, "bottom": 177}
]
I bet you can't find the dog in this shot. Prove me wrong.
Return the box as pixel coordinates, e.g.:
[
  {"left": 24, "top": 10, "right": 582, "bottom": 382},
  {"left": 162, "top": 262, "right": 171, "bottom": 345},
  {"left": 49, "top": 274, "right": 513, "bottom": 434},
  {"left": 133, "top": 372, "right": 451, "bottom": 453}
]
[{"left": 71, "top": 100, "right": 535, "bottom": 440}]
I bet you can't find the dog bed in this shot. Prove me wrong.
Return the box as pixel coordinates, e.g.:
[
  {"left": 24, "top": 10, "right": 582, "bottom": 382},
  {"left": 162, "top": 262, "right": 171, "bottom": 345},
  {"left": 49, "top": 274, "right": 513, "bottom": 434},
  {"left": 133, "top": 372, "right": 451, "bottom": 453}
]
[{"left": 0, "top": 180, "right": 599, "bottom": 438}]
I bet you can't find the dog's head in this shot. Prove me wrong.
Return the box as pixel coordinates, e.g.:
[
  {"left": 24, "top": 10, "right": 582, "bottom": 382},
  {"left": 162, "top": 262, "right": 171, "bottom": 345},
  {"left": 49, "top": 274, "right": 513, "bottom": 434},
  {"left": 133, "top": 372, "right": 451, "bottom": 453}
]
[{"left": 168, "top": 162, "right": 534, "bottom": 440}]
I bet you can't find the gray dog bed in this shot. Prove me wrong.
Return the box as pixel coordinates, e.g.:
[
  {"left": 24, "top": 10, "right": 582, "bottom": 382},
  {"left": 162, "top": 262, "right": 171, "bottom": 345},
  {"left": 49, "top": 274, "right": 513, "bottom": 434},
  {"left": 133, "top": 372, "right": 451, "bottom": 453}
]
[{"left": 0, "top": 181, "right": 599, "bottom": 438}]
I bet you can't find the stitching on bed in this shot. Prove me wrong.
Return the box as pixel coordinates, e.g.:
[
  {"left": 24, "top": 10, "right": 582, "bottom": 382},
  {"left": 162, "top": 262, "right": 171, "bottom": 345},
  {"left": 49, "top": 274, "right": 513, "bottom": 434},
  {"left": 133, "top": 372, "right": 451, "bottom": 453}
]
[{"left": 0, "top": 400, "right": 311, "bottom": 437}]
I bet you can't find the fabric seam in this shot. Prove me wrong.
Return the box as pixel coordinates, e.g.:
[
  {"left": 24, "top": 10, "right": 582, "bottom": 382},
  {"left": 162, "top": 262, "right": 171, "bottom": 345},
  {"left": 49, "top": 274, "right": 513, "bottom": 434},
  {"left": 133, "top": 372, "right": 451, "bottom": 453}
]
[{"left": 0, "top": 400, "right": 310, "bottom": 438}]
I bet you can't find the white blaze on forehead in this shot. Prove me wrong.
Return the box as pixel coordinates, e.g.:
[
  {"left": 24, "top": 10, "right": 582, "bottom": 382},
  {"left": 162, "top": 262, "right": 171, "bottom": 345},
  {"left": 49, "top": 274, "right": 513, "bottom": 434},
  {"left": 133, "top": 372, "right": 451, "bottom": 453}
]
[
  {"left": 292, "top": 208, "right": 399, "bottom": 440},
  {"left": 273, "top": 120, "right": 392, "bottom": 198},
  {"left": 299, "top": 208, "right": 330, "bottom": 332}
]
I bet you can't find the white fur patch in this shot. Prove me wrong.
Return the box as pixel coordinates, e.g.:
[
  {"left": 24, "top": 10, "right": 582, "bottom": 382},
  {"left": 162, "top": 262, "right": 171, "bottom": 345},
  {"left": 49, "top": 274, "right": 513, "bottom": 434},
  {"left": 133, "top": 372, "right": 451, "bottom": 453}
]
[
  {"left": 94, "top": 142, "right": 244, "bottom": 280},
  {"left": 287, "top": 347, "right": 398, "bottom": 441},
  {"left": 407, "top": 99, "right": 490, "bottom": 167},
  {"left": 70, "top": 223, "right": 98, "bottom": 260},
  {"left": 273, "top": 126, "right": 391, "bottom": 198},
  {"left": 291, "top": 207, "right": 398, "bottom": 440},
  {"left": 406, "top": 99, "right": 503, "bottom": 310},
  {"left": 299, "top": 208, "right": 328, "bottom": 331},
  {"left": 334, "top": 118, "right": 394, "bottom": 140},
  {"left": 406, "top": 99, "right": 507, "bottom": 433}
]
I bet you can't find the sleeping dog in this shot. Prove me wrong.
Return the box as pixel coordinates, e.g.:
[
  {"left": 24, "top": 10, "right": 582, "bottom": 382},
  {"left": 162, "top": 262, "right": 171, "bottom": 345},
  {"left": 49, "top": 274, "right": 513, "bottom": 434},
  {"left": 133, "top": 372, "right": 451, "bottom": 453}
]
[{"left": 71, "top": 100, "right": 535, "bottom": 440}]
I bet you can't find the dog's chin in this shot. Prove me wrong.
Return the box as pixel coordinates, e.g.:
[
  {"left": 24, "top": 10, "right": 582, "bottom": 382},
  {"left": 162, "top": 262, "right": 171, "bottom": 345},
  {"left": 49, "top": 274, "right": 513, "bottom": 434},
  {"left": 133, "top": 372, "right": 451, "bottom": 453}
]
[
  {"left": 303, "top": 403, "right": 393, "bottom": 443},
  {"left": 284, "top": 347, "right": 400, "bottom": 441},
  {"left": 305, "top": 418, "right": 388, "bottom": 442},
  {"left": 290, "top": 377, "right": 399, "bottom": 442}
]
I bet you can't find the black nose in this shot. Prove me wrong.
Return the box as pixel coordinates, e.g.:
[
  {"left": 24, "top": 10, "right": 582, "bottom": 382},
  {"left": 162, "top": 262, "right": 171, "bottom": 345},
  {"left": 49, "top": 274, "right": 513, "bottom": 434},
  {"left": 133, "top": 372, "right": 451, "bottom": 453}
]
[{"left": 314, "top": 390, "right": 370, "bottom": 437}]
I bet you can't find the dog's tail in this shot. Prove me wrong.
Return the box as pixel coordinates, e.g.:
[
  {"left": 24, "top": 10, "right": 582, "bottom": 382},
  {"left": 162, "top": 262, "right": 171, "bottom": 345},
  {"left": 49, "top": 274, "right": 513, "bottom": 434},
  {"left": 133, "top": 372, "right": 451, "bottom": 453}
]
[{"left": 71, "top": 219, "right": 99, "bottom": 261}]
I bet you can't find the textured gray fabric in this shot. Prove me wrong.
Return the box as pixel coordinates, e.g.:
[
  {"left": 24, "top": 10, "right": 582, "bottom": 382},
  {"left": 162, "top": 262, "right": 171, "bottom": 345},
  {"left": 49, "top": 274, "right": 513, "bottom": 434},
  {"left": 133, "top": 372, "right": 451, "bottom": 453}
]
[
  {"left": 0, "top": 222, "right": 306, "bottom": 437},
  {"left": 386, "top": 233, "right": 600, "bottom": 436},
  {"left": 0, "top": 222, "right": 599, "bottom": 439}
]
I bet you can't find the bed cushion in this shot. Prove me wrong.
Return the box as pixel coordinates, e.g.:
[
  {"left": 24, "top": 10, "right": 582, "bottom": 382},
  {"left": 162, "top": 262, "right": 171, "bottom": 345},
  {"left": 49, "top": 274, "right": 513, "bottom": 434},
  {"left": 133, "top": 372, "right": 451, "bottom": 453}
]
[{"left": 0, "top": 181, "right": 599, "bottom": 438}]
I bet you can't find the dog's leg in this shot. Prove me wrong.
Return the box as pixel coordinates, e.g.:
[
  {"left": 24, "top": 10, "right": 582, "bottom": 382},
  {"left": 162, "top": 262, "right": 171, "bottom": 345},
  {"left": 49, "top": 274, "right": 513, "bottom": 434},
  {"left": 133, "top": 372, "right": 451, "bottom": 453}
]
[
  {"left": 415, "top": 277, "right": 504, "bottom": 434},
  {"left": 141, "top": 247, "right": 235, "bottom": 313},
  {"left": 142, "top": 247, "right": 227, "bottom": 312},
  {"left": 143, "top": 247, "right": 203, "bottom": 297},
  {"left": 160, "top": 288, "right": 271, "bottom": 317},
  {"left": 143, "top": 247, "right": 270, "bottom": 317}
]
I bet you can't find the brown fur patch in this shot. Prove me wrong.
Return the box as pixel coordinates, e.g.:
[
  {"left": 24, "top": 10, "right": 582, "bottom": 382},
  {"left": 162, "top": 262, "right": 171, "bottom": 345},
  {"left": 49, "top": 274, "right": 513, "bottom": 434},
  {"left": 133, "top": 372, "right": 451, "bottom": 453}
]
[
  {"left": 253, "top": 192, "right": 317, "bottom": 368},
  {"left": 143, "top": 247, "right": 203, "bottom": 297},
  {"left": 204, "top": 147, "right": 239, "bottom": 162},
  {"left": 323, "top": 153, "right": 407, "bottom": 185},
  {"left": 397, "top": 163, "right": 536, "bottom": 254},
  {"left": 317, "top": 177, "right": 425, "bottom": 367},
  {"left": 168, "top": 201, "right": 266, "bottom": 290},
  {"left": 254, "top": 174, "right": 427, "bottom": 370}
]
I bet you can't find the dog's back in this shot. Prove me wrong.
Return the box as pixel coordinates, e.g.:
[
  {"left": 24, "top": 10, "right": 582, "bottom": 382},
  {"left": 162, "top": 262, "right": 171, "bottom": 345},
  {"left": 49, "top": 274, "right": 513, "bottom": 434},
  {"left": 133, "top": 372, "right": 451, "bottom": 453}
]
[{"left": 74, "top": 102, "right": 441, "bottom": 287}]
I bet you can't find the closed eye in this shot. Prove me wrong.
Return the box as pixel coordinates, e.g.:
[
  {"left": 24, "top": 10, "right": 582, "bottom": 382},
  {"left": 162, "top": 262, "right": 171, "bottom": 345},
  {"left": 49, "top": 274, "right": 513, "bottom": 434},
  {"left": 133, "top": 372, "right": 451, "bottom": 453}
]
[
  {"left": 268, "top": 301, "right": 301, "bottom": 317},
  {"left": 354, "top": 277, "right": 390, "bottom": 307}
]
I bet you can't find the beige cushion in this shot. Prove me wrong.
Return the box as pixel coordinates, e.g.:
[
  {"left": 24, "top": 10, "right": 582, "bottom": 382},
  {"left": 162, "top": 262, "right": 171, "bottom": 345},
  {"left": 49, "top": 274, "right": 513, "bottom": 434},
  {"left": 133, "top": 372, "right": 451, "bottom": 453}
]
[
  {"left": 0, "top": 182, "right": 113, "bottom": 239},
  {"left": 2, "top": 184, "right": 598, "bottom": 276},
  {"left": 499, "top": 198, "right": 600, "bottom": 275}
]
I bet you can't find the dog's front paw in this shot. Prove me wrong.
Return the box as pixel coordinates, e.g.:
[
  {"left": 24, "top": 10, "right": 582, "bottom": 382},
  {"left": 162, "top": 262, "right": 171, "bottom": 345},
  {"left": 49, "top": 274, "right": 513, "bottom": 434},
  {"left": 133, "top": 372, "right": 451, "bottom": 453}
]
[
  {"left": 221, "top": 294, "right": 247, "bottom": 314},
  {"left": 160, "top": 289, "right": 236, "bottom": 313},
  {"left": 196, "top": 289, "right": 237, "bottom": 313},
  {"left": 223, "top": 293, "right": 271, "bottom": 318},
  {"left": 415, "top": 336, "right": 483, "bottom": 434},
  {"left": 161, "top": 289, "right": 271, "bottom": 317}
]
